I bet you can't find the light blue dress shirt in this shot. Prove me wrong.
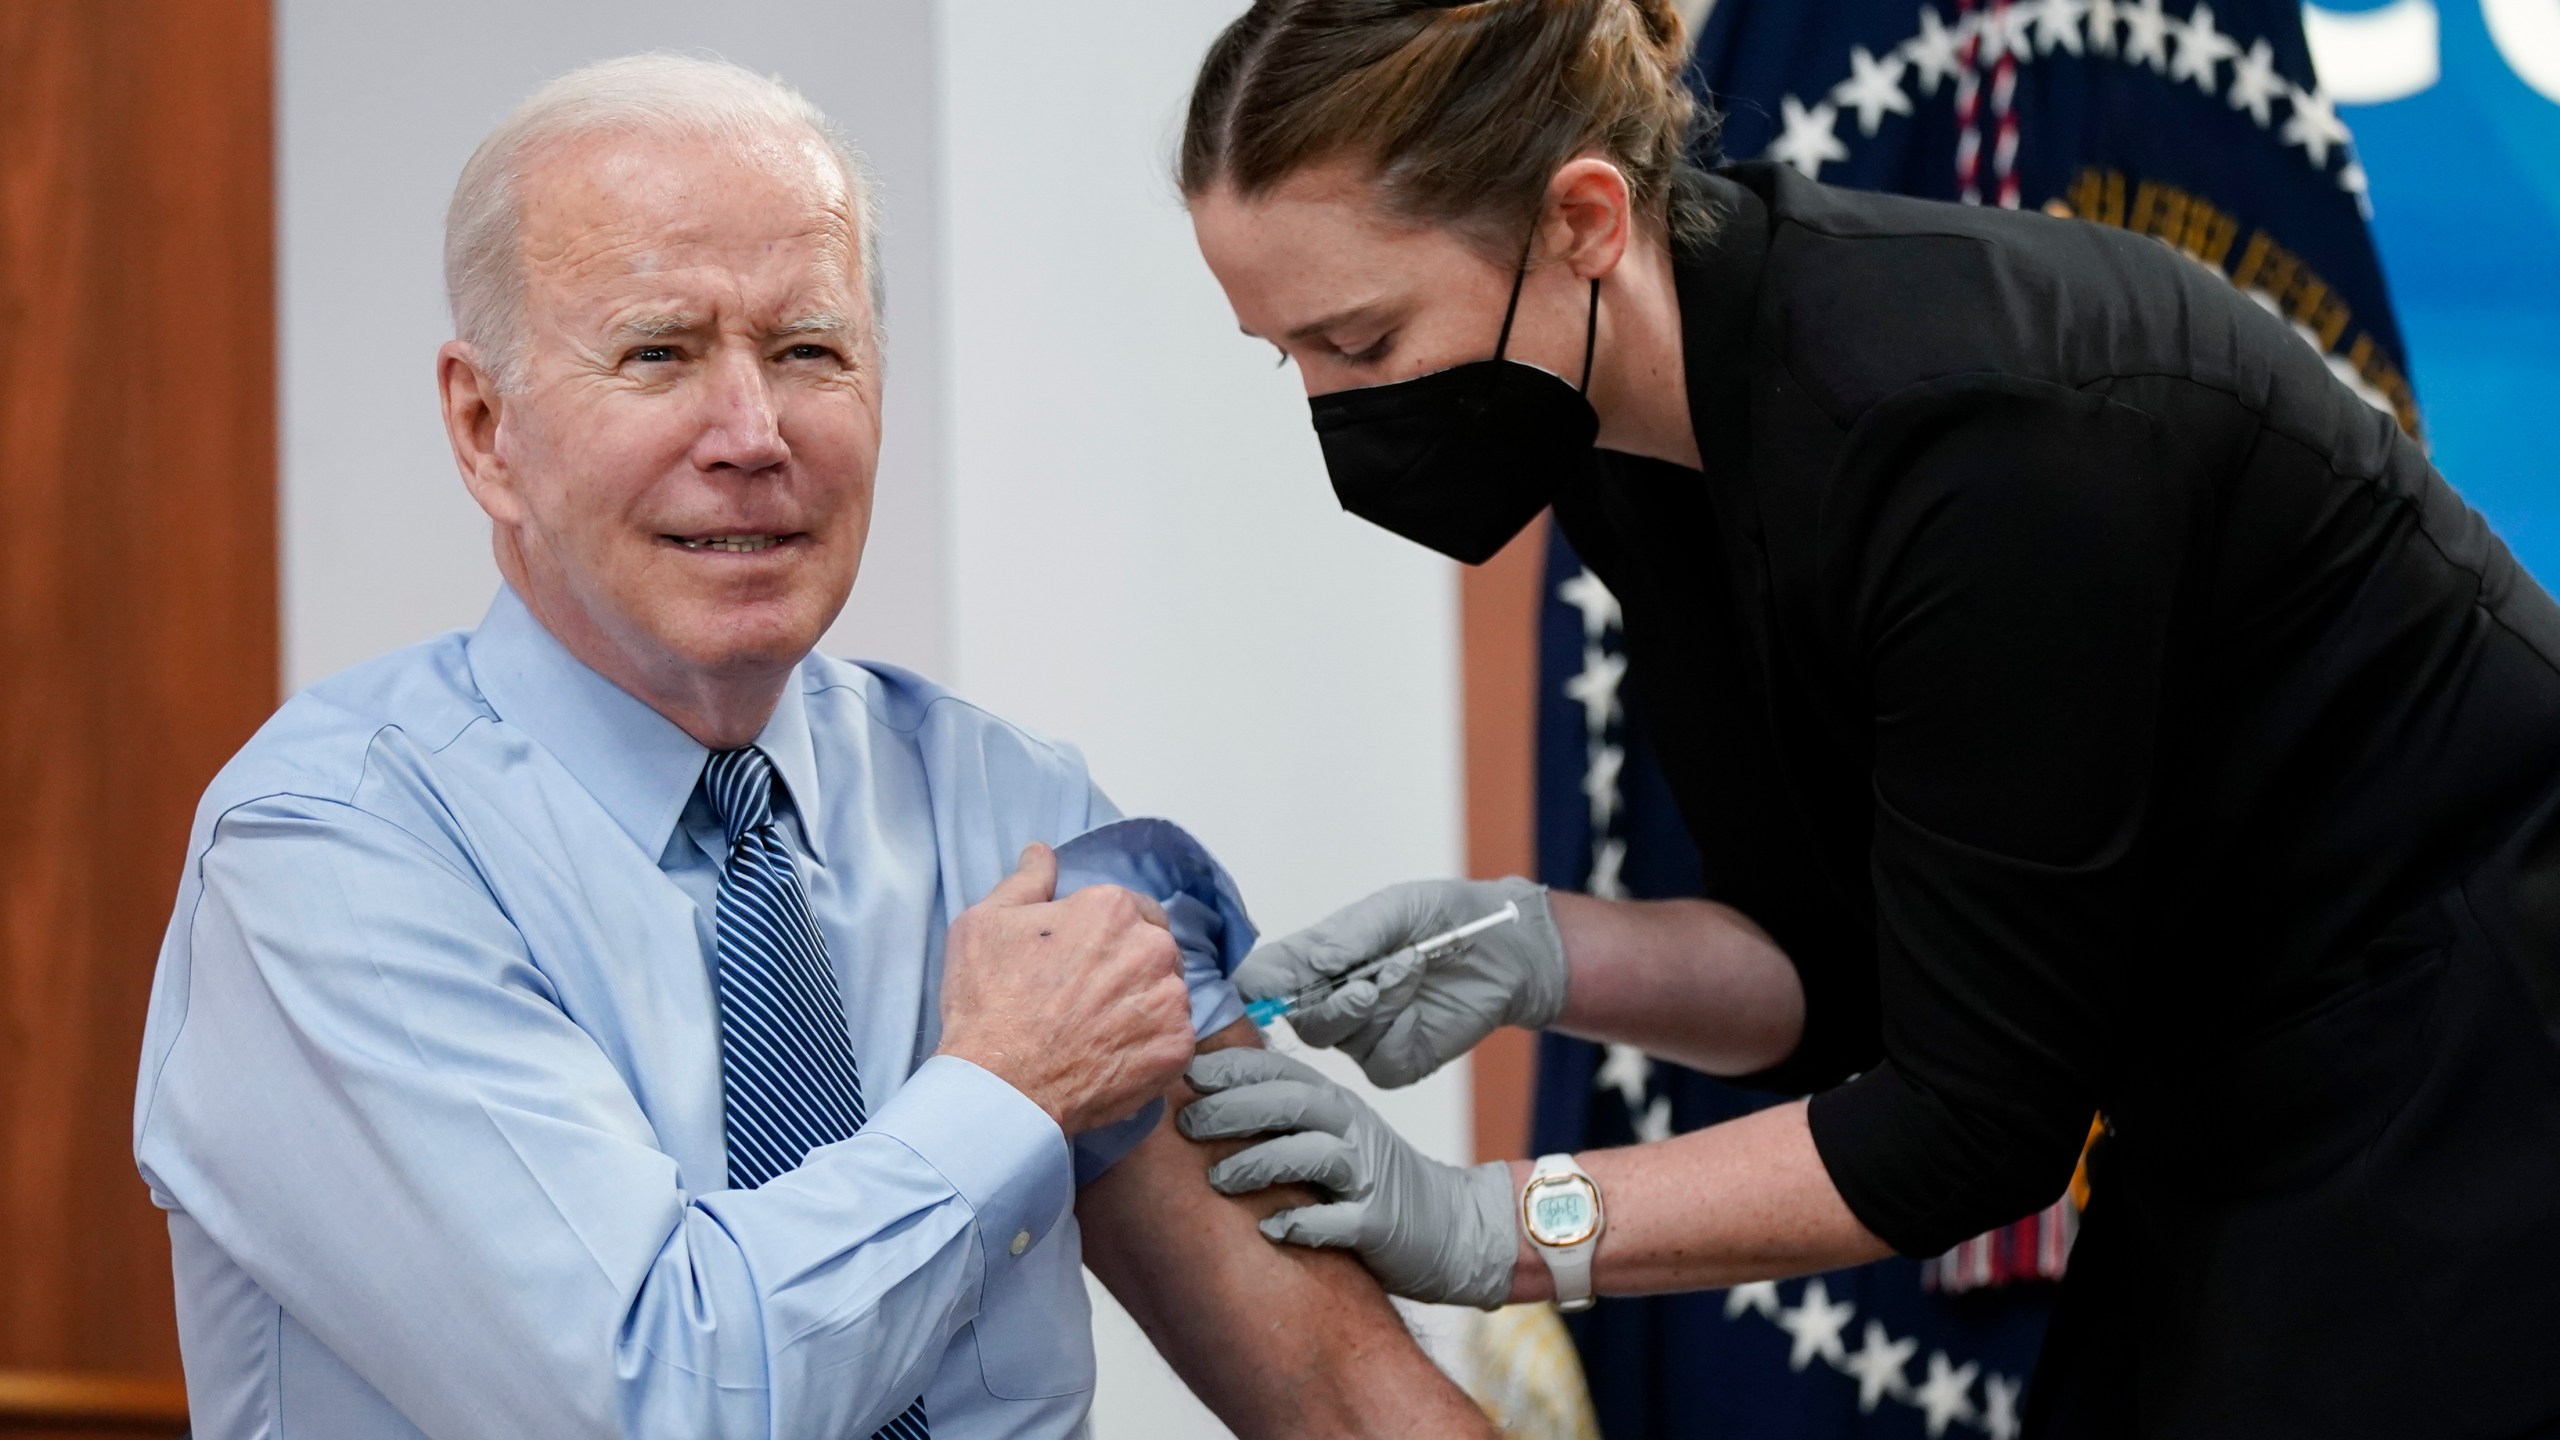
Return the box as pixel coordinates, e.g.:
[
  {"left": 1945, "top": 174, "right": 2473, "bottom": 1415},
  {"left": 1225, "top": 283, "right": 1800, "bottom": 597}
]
[{"left": 133, "top": 588, "right": 1251, "bottom": 1440}]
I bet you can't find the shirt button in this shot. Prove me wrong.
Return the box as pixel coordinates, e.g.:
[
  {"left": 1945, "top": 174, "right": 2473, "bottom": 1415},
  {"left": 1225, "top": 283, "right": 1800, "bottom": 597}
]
[{"left": 1009, "top": 1229, "right": 1031, "bottom": 1256}]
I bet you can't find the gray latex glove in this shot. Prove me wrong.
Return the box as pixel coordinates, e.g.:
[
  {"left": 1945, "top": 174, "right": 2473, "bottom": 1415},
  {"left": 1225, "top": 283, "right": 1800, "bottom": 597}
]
[
  {"left": 1233, "top": 876, "right": 1566, "bottom": 1088},
  {"left": 1180, "top": 1048, "right": 1518, "bottom": 1308}
]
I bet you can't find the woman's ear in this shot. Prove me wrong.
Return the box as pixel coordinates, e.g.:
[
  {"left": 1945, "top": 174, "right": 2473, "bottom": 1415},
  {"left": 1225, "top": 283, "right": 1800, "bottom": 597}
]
[{"left": 1541, "top": 156, "right": 1636, "bottom": 281}]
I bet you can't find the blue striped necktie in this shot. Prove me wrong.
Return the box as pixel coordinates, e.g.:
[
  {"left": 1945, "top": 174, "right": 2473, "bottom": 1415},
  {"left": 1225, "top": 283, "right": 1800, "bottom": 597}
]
[{"left": 701, "top": 746, "right": 930, "bottom": 1440}]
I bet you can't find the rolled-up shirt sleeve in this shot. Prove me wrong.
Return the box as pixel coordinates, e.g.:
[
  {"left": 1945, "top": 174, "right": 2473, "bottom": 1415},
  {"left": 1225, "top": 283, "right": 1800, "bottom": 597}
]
[
  {"left": 1051, "top": 816, "right": 1257, "bottom": 1183},
  {"left": 136, "top": 795, "right": 1070, "bottom": 1440},
  {"left": 1805, "top": 379, "right": 2181, "bottom": 1256}
]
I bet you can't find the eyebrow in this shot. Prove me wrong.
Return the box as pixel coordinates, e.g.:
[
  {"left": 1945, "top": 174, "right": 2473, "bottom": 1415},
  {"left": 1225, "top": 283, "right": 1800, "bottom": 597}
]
[
  {"left": 773, "top": 310, "right": 852, "bottom": 337},
  {"left": 608, "top": 310, "right": 853, "bottom": 343},
  {"left": 611, "top": 312, "right": 700, "bottom": 343},
  {"left": 1249, "top": 300, "right": 1393, "bottom": 345}
]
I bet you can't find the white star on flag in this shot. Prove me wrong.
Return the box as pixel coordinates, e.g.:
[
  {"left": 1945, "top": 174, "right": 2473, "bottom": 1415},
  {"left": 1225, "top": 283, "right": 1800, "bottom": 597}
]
[
  {"left": 1556, "top": 569, "right": 1620, "bottom": 642},
  {"left": 2121, "top": 0, "right": 2171, "bottom": 71},
  {"left": 1840, "top": 1320, "right": 1918, "bottom": 1412},
  {"left": 2034, "top": 0, "right": 2091, "bottom": 55},
  {"left": 2086, "top": 0, "right": 2123, "bottom": 55},
  {"left": 1981, "top": 4, "right": 2037, "bottom": 60},
  {"left": 2340, "top": 156, "right": 2374, "bottom": 218},
  {"left": 1775, "top": 1278, "right": 1857, "bottom": 1372},
  {"left": 1832, "top": 45, "right": 1914, "bottom": 136},
  {"left": 1597, "top": 1043, "right": 1653, "bottom": 1109},
  {"left": 1767, "top": 94, "right": 1849, "bottom": 179},
  {"left": 2281, "top": 84, "right": 2350, "bottom": 168},
  {"left": 1584, "top": 742, "right": 1626, "bottom": 828},
  {"left": 2168, "top": 2, "right": 2240, "bottom": 93},
  {"left": 1914, "top": 1352, "right": 1982, "bottom": 1438},
  {"left": 1563, "top": 645, "right": 1627, "bottom": 734},
  {"left": 1905, "top": 6, "right": 1970, "bottom": 95},
  {"left": 2226, "top": 36, "right": 2283, "bottom": 125},
  {"left": 1633, "top": 1093, "right": 1674, "bottom": 1143},
  {"left": 1984, "top": 1372, "right": 2026, "bottom": 1440},
  {"left": 1723, "top": 1280, "right": 1782, "bottom": 1320},
  {"left": 1587, "top": 835, "right": 1628, "bottom": 899}
]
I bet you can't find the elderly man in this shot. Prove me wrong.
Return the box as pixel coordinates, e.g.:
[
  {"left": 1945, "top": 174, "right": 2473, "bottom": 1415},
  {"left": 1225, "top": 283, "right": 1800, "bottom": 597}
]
[{"left": 133, "top": 54, "right": 1489, "bottom": 1440}]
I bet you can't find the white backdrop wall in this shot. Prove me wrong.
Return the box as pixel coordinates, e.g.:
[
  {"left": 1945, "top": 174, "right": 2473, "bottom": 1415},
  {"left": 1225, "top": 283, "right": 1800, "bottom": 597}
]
[
  {"left": 933, "top": 6, "right": 1470, "bottom": 1435},
  {"left": 278, "top": 4, "right": 1468, "bottom": 1438}
]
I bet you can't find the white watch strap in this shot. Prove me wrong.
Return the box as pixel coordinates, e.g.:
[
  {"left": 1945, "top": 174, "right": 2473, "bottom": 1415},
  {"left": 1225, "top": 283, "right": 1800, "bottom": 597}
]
[
  {"left": 1545, "top": 1230, "right": 1597, "bottom": 1312},
  {"left": 1527, "top": 1153, "right": 1601, "bottom": 1313}
]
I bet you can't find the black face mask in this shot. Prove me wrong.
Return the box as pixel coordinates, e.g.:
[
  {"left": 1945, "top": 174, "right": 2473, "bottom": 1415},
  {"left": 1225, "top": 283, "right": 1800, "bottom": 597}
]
[{"left": 1309, "top": 263, "right": 1600, "bottom": 565}]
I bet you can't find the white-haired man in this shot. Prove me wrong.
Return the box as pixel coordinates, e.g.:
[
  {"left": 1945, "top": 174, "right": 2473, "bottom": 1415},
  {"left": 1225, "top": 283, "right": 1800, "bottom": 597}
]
[{"left": 134, "top": 55, "right": 1491, "bottom": 1439}]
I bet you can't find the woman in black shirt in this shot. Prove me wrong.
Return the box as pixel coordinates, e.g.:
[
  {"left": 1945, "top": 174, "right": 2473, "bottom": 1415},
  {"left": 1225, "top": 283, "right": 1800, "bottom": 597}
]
[{"left": 1168, "top": 3, "right": 2560, "bottom": 1435}]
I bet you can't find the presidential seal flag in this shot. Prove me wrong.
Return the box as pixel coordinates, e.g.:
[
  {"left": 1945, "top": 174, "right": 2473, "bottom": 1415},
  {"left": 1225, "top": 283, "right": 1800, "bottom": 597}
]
[
  {"left": 1528, "top": 1, "right": 2416, "bottom": 1434},
  {"left": 1698, "top": 0, "right": 2417, "bottom": 435}
]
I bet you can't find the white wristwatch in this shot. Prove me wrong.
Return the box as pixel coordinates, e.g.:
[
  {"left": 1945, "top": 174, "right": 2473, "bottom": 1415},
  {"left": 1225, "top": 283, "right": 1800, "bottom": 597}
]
[{"left": 1520, "top": 1153, "right": 1605, "bottom": 1313}]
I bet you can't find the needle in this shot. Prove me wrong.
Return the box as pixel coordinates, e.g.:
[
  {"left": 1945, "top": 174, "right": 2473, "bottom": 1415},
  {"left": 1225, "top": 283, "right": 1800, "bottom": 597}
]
[{"left": 1244, "top": 901, "right": 1522, "bottom": 1027}]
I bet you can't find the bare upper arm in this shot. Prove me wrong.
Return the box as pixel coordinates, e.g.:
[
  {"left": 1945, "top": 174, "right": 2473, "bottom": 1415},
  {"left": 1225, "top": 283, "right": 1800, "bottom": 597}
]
[{"left": 1077, "top": 1019, "right": 1495, "bottom": 1440}]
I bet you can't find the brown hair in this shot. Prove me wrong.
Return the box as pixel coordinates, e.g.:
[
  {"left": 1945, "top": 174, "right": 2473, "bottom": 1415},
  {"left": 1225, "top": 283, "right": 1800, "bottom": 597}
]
[{"left": 1179, "top": 0, "right": 1721, "bottom": 262}]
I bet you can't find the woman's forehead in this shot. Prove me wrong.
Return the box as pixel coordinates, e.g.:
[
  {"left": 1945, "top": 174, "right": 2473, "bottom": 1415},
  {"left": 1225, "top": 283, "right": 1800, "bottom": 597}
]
[{"left": 1194, "top": 167, "right": 1486, "bottom": 333}]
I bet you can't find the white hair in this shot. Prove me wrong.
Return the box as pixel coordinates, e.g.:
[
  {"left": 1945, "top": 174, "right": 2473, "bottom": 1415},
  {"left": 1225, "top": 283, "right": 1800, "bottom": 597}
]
[{"left": 444, "top": 52, "right": 884, "bottom": 391}]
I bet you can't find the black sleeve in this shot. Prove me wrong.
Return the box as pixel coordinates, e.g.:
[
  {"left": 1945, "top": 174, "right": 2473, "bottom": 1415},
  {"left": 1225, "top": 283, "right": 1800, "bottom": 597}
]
[{"left": 1805, "top": 377, "right": 2185, "bottom": 1256}]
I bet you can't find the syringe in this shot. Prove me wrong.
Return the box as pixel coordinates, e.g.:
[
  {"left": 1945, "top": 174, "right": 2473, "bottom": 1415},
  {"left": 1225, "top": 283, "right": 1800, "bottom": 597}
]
[{"left": 1244, "top": 901, "right": 1523, "bottom": 1028}]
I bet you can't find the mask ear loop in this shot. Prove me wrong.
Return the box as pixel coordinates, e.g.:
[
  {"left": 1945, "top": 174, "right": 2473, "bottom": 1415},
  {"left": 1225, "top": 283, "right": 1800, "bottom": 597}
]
[
  {"left": 1490, "top": 233, "right": 1602, "bottom": 395},
  {"left": 1491, "top": 254, "right": 1532, "bottom": 362},
  {"left": 1579, "top": 277, "right": 1599, "bottom": 395}
]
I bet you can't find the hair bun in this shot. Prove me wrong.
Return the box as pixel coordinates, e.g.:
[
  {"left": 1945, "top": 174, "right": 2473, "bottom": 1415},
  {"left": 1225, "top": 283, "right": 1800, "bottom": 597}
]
[{"left": 1627, "top": 0, "right": 1688, "bottom": 50}]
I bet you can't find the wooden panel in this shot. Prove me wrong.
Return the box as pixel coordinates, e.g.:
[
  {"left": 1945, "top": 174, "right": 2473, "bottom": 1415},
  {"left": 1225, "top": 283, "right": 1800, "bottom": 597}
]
[
  {"left": 0, "top": 1371, "right": 188, "bottom": 1437},
  {"left": 0, "top": 0, "right": 275, "bottom": 1429},
  {"left": 1461, "top": 515, "right": 1548, "bottom": 1163}
]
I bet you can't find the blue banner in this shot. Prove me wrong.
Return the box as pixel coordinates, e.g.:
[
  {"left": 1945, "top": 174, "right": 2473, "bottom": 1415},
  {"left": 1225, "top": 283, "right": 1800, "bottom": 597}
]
[{"left": 2322, "top": 0, "right": 2560, "bottom": 576}]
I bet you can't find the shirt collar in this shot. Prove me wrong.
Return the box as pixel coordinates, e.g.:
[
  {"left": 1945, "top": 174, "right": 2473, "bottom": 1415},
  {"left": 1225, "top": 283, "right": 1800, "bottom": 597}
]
[
  {"left": 1679, "top": 166, "right": 1775, "bottom": 485},
  {"left": 465, "top": 586, "right": 827, "bottom": 864}
]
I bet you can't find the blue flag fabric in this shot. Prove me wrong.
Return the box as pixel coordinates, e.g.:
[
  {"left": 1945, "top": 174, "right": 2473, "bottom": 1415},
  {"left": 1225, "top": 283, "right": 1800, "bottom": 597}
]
[{"left": 1529, "top": 2, "right": 2414, "bottom": 1434}]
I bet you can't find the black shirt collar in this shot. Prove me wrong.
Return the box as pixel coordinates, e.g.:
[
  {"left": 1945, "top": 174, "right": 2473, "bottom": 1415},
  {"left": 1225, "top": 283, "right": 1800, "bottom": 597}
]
[{"left": 1671, "top": 166, "right": 1781, "bottom": 520}]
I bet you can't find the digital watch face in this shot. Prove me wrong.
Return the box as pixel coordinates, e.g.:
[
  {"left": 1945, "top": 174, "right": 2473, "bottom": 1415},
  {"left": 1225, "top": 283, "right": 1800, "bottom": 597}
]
[{"left": 1522, "top": 1174, "right": 1602, "bottom": 1247}]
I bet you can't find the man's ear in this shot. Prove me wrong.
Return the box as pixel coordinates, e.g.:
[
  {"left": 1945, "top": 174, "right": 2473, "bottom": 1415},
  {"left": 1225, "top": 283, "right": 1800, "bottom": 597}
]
[
  {"left": 438, "top": 340, "right": 524, "bottom": 525},
  {"left": 1541, "top": 155, "right": 1635, "bottom": 283}
]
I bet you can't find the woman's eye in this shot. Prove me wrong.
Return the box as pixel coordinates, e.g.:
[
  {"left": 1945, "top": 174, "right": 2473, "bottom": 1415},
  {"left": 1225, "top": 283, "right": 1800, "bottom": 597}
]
[{"left": 1338, "top": 335, "right": 1393, "bottom": 366}]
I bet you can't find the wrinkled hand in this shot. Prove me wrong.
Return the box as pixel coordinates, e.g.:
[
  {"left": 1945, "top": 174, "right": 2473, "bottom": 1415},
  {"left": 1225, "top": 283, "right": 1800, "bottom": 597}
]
[
  {"left": 1180, "top": 1049, "right": 1517, "bottom": 1309},
  {"left": 937, "top": 844, "right": 1194, "bottom": 1135},
  {"left": 1234, "top": 877, "right": 1565, "bottom": 1088}
]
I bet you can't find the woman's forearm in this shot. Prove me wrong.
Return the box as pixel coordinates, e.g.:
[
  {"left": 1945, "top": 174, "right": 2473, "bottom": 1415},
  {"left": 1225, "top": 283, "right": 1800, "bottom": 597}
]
[
  {"left": 1549, "top": 892, "right": 1805, "bottom": 1075},
  {"left": 1504, "top": 1100, "right": 1891, "bottom": 1301}
]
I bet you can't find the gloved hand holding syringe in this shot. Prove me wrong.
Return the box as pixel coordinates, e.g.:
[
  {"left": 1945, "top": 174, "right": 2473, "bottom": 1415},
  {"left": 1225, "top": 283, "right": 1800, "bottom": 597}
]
[
  {"left": 1244, "top": 901, "right": 1527, "bottom": 1027},
  {"left": 1231, "top": 876, "right": 1570, "bottom": 1089}
]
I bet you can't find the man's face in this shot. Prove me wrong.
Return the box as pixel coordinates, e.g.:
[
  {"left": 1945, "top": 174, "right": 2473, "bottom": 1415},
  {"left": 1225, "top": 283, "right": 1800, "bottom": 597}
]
[{"left": 455, "top": 127, "right": 879, "bottom": 704}]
